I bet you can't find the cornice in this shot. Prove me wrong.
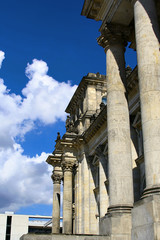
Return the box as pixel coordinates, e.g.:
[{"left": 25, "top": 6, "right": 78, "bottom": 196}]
[
  {"left": 99, "top": 0, "right": 133, "bottom": 31},
  {"left": 81, "top": 0, "right": 104, "bottom": 21},
  {"left": 46, "top": 154, "right": 62, "bottom": 167}
]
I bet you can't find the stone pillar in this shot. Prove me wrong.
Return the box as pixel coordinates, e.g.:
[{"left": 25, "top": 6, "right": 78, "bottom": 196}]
[
  {"left": 62, "top": 160, "right": 75, "bottom": 234},
  {"left": 51, "top": 167, "right": 62, "bottom": 233},
  {"left": 98, "top": 24, "right": 133, "bottom": 213},
  {"left": 95, "top": 146, "right": 109, "bottom": 218},
  {"left": 98, "top": 24, "right": 133, "bottom": 238},
  {"left": 74, "top": 164, "right": 79, "bottom": 234},
  {"left": 77, "top": 160, "right": 82, "bottom": 234},
  {"left": 81, "top": 152, "right": 90, "bottom": 234},
  {"left": 89, "top": 163, "right": 99, "bottom": 234},
  {"left": 133, "top": 0, "right": 160, "bottom": 197}
]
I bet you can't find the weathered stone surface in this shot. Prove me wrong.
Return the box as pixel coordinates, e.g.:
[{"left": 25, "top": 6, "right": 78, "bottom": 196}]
[
  {"left": 20, "top": 234, "right": 110, "bottom": 240},
  {"left": 133, "top": 0, "right": 160, "bottom": 194},
  {"left": 132, "top": 195, "right": 160, "bottom": 240},
  {"left": 45, "top": 1, "right": 160, "bottom": 239},
  {"left": 100, "top": 213, "right": 132, "bottom": 240}
]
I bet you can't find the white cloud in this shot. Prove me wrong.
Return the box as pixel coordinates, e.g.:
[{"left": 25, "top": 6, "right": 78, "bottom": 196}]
[
  {"left": 0, "top": 144, "right": 53, "bottom": 212},
  {"left": 0, "top": 51, "right": 5, "bottom": 68},
  {"left": 0, "top": 51, "right": 77, "bottom": 212}
]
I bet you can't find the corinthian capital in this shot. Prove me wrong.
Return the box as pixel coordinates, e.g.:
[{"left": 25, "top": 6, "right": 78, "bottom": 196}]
[
  {"left": 51, "top": 171, "right": 63, "bottom": 184},
  {"left": 62, "top": 160, "right": 75, "bottom": 172},
  {"left": 97, "top": 23, "right": 131, "bottom": 52}
]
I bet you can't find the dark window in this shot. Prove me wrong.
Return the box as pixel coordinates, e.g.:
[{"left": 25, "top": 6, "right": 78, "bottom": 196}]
[{"left": 6, "top": 216, "right": 12, "bottom": 240}]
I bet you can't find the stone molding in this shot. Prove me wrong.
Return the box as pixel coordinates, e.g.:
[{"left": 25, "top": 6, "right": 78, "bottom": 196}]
[
  {"left": 107, "top": 204, "right": 133, "bottom": 214},
  {"left": 141, "top": 186, "right": 160, "bottom": 199}
]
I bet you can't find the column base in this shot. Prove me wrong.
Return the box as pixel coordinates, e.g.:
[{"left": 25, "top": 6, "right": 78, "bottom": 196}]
[
  {"left": 108, "top": 205, "right": 133, "bottom": 214},
  {"left": 99, "top": 211, "right": 132, "bottom": 240},
  {"left": 132, "top": 194, "right": 160, "bottom": 240},
  {"left": 141, "top": 185, "right": 160, "bottom": 199}
]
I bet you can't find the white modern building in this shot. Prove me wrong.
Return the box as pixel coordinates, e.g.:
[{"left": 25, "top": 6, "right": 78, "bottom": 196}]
[{"left": 0, "top": 212, "right": 53, "bottom": 240}]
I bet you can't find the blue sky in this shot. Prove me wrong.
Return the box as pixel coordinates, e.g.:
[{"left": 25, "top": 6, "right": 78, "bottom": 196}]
[{"left": 0, "top": 1, "right": 137, "bottom": 216}]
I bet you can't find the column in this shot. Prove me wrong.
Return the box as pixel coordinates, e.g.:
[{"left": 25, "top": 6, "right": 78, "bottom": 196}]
[
  {"left": 133, "top": 0, "right": 160, "bottom": 196},
  {"left": 51, "top": 167, "right": 62, "bottom": 233},
  {"left": 81, "top": 152, "right": 90, "bottom": 234},
  {"left": 74, "top": 165, "right": 79, "bottom": 234},
  {"left": 98, "top": 24, "right": 134, "bottom": 213},
  {"left": 96, "top": 146, "right": 109, "bottom": 218},
  {"left": 62, "top": 160, "right": 74, "bottom": 234},
  {"left": 77, "top": 160, "right": 82, "bottom": 234},
  {"left": 89, "top": 164, "right": 99, "bottom": 234}
]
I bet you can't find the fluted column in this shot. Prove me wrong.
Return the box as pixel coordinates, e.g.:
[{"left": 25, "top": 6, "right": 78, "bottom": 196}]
[
  {"left": 51, "top": 167, "right": 63, "bottom": 233},
  {"left": 62, "top": 160, "right": 75, "bottom": 234},
  {"left": 98, "top": 24, "right": 133, "bottom": 213},
  {"left": 132, "top": 0, "right": 160, "bottom": 197}
]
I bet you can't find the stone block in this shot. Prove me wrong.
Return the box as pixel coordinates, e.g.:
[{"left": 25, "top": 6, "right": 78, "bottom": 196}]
[
  {"left": 20, "top": 234, "right": 110, "bottom": 240},
  {"left": 99, "top": 213, "right": 132, "bottom": 240},
  {"left": 131, "top": 194, "right": 160, "bottom": 240}
]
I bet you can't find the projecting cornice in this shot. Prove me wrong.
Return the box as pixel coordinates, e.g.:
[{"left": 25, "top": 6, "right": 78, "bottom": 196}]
[
  {"left": 82, "top": 0, "right": 133, "bottom": 26},
  {"left": 81, "top": 0, "right": 104, "bottom": 21},
  {"left": 46, "top": 154, "right": 62, "bottom": 167}
]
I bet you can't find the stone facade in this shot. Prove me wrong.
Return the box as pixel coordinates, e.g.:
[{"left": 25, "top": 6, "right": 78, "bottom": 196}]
[{"left": 21, "top": 1, "right": 160, "bottom": 240}]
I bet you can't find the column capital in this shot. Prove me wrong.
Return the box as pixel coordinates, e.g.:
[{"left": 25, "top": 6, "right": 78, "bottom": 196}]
[
  {"left": 97, "top": 23, "right": 131, "bottom": 52},
  {"left": 62, "top": 160, "right": 76, "bottom": 172},
  {"left": 51, "top": 171, "right": 63, "bottom": 184}
]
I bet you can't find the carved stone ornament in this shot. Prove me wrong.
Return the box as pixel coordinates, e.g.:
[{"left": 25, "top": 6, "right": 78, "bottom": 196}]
[
  {"left": 56, "top": 132, "right": 61, "bottom": 141},
  {"left": 97, "top": 23, "right": 131, "bottom": 52},
  {"left": 65, "top": 115, "right": 75, "bottom": 133},
  {"left": 51, "top": 172, "right": 62, "bottom": 184},
  {"left": 62, "top": 160, "right": 75, "bottom": 172}
]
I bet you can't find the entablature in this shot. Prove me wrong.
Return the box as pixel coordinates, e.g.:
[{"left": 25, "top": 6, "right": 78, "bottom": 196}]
[
  {"left": 81, "top": 0, "right": 105, "bottom": 21},
  {"left": 46, "top": 154, "right": 62, "bottom": 167},
  {"left": 82, "top": 0, "right": 134, "bottom": 26}
]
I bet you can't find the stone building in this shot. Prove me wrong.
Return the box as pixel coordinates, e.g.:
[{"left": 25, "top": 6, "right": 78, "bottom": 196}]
[{"left": 21, "top": 0, "right": 160, "bottom": 240}]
